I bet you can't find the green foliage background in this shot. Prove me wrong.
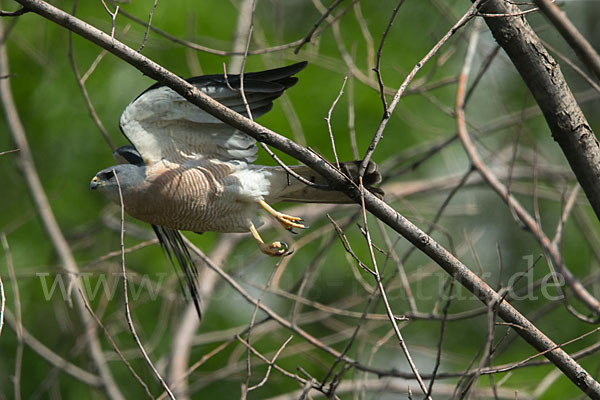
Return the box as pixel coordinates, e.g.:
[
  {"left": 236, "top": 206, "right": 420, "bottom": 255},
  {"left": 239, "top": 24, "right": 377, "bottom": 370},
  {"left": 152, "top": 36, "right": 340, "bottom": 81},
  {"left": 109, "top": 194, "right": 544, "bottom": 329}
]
[{"left": 1, "top": 0, "right": 600, "bottom": 398}]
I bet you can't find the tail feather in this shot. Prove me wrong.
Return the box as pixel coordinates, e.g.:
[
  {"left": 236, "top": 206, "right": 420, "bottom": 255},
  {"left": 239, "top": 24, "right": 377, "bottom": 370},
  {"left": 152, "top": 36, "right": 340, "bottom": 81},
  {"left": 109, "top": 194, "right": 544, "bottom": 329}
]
[
  {"left": 265, "top": 161, "right": 383, "bottom": 203},
  {"left": 152, "top": 225, "right": 202, "bottom": 320}
]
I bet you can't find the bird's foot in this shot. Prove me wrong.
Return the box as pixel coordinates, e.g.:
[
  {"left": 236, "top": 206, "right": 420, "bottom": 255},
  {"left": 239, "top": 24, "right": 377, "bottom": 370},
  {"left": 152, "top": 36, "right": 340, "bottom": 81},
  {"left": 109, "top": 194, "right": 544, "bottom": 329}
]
[
  {"left": 249, "top": 222, "right": 294, "bottom": 257},
  {"left": 258, "top": 200, "right": 308, "bottom": 231},
  {"left": 259, "top": 240, "right": 294, "bottom": 257}
]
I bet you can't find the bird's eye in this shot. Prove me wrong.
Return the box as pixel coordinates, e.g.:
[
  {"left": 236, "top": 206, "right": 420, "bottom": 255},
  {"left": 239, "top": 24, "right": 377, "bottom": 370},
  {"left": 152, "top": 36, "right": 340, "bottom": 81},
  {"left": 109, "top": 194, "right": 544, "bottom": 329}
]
[{"left": 101, "top": 170, "right": 115, "bottom": 180}]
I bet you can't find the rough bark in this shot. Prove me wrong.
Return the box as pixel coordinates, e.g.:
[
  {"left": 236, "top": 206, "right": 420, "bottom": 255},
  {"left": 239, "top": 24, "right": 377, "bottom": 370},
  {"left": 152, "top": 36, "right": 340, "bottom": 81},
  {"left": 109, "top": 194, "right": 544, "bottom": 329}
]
[{"left": 477, "top": 0, "right": 600, "bottom": 221}]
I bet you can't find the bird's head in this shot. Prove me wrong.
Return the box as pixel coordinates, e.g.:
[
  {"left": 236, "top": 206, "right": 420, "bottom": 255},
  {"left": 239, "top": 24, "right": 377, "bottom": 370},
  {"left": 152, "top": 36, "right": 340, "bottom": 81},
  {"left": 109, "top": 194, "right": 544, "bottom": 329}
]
[{"left": 90, "top": 164, "right": 146, "bottom": 204}]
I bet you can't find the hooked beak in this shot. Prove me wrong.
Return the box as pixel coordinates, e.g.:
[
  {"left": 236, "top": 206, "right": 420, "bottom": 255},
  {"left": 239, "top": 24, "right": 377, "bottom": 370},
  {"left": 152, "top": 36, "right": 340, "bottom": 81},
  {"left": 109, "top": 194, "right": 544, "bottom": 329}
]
[{"left": 89, "top": 176, "right": 99, "bottom": 191}]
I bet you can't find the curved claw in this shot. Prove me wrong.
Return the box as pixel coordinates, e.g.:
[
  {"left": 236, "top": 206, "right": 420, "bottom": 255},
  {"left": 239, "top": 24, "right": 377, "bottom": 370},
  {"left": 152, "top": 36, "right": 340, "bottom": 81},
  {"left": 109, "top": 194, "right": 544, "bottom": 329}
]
[
  {"left": 249, "top": 222, "right": 295, "bottom": 257},
  {"left": 258, "top": 200, "right": 308, "bottom": 231},
  {"left": 260, "top": 241, "right": 293, "bottom": 257}
]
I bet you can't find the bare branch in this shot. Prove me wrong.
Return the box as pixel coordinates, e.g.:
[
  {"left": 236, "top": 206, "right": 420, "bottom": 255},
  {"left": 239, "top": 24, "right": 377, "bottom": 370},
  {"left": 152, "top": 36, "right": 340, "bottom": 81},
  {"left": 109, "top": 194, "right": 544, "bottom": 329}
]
[
  {"left": 325, "top": 76, "right": 346, "bottom": 169},
  {"left": 357, "top": 178, "right": 430, "bottom": 398},
  {"left": 0, "top": 148, "right": 19, "bottom": 156},
  {"left": 478, "top": 0, "right": 600, "bottom": 222},
  {"left": 2, "top": 234, "right": 23, "bottom": 400},
  {"left": 67, "top": 0, "right": 115, "bottom": 151},
  {"left": 459, "top": 6, "right": 600, "bottom": 316},
  {"left": 294, "top": 0, "right": 344, "bottom": 54},
  {"left": 0, "top": 21, "right": 124, "bottom": 400},
  {"left": 373, "top": 0, "right": 405, "bottom": 115},
  {"left": 113, "top": 170, "right": 175, "bottom": 400},
  {"left": 118, "top": 8, "right": 304, "bottom": 56},
  {"left": 0, "top": 266, "right": 4, "bottom": 337},
  {"left": 11, "top": 1, "right": 600, "bottom": 396},
  {"left": 532, "top": 0, "right": 600, "bottom": 81},
  {"left": 78, "top": 289, "right": 154, "bottom": 398},
  {"left": 0, "top": 8, "right": 28, "bottom": 16},
  {"left": 359, "top": 0, "right": 481, "bottom": 177},
  {"left": 247, "top": 335, "right": 293, "bottom": 391},
  {"left": 3, "top": 309, "right": 101, "bottom": 387},
  {"left": 138, "top": 0, "right": 158, "bottom": 52}
]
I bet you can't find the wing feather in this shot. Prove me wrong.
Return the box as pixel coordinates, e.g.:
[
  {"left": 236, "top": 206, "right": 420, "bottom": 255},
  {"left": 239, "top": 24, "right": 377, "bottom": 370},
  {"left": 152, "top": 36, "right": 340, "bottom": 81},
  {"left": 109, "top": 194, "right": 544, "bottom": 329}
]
[{"left": 119, "top": 62, "right": 307, "bottom": 165}]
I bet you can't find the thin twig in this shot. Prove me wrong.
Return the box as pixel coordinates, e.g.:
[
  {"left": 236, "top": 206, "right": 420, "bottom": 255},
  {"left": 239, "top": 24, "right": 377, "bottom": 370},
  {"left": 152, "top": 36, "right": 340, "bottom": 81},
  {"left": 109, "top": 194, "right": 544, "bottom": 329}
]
[
  {"left": 0, "top": 148, "right": 19, "bottom": 156},
  {"left": 294, "top": 0, "right": 344, "bottom": 54},
  {"left": 327, "top": 215, "right": 376, "bottom": 275},
  {"left": 78, "top": 288, "right": 155, "bottom": 399},
  {"left": 490, "top": 327, "right": 600, "bottom": 374},
  {"left": 375, "top": 220, "right": 417, "bottom": 313},
  {"left": 463, "top": 287, "right": 499, "bottom": 398},
  {"left": 552, "top": 183, "right": 580, "bottom": 248},
  {"left": 359, "top": 0, "right": 481, "bottom": 177},
  {"left": 68, "top": 0, "right": 115, "bottom": 151},
  {"left": 0, "top": 265, "right": 4, "bottom": 337},
  {"left": 426, "top": 279, "right": 455, "bottom": 397},
  {"left": 3, "top": 309, "right": 101, "bottom": 386},
  {"left": 475, "top": 6, "right": 539, "bottom": 18},
  {"left": 248, "top": 335, "right": 294, "bottom": 391},
  {"left": 242, "top": 255, "right": 277, "bottom": 400},
  {"left": 318, "top": 246, "right": 383, "bottom": 393},
  {"left": 113, "top": 170, "right": 176, "bottom": 400},
  {"left": 357, "top": 177, "right": 430, "bottom": 398},
  {"left": 2, "top": 234, "right": 22, "bottom": 400},
  {"left": 118, "top": 8, "right": 304, "bottom": 56},
  {"left": 464, "top": 45, "right": 500, "bottom": 105},
  {"left": 138, "top": 0, "right": 158, "bottom": 52},
  {"left": 100, "top": 0, "right": 119, "bottom": 38},
  {"left": 0, "top": 8, "right": 28, "bottom": 16},
  {"left": 353, "top": 1, "right": 375, "bottom": 79},
  {"left": 260, "top": 143, "right": 330, "bottom": 190},
  {"left": 346, "top": 71, "right": 359, "bottom": 159},
  {"left": 0, "top": 28, "right": 124, "bottom": 400},
  {"left": 325, "top": 76, "right": 346, "bottom": 169},
  {"left": 373, "top": 0, "right": 405, "bottom": 115},
  {"left": 228, "top": 0, "right": 255, "bottom": 74}
]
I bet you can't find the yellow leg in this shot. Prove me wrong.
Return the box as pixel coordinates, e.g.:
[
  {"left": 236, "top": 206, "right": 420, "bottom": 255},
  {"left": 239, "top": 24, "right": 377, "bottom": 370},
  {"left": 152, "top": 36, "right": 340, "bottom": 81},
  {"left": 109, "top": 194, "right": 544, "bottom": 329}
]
[
  {"left": 249, "top": 222, "right": 292, "bottom": 257},
  {"left": 258, "top": 200, "right": 307, "bottom": 231}
]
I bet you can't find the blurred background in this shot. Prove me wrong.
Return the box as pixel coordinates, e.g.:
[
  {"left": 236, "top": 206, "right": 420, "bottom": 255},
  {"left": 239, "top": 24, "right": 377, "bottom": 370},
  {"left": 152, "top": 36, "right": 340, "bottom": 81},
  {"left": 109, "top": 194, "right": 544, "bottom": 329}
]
[{"left": 1, "top": 0, "right": 600, "bottom": 398}]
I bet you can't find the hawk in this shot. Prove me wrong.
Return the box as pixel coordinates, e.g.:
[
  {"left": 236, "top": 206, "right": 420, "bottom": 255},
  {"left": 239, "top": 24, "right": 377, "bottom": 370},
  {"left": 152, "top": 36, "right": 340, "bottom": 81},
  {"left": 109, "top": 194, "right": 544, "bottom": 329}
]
[{"left": 90, "top": 62, "right": 382, "bottom": 316}]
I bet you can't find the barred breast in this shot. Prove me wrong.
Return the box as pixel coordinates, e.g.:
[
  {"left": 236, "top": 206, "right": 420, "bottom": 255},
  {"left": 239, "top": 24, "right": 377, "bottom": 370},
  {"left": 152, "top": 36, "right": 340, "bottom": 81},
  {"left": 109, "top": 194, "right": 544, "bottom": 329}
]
[{"left": 124, "top": 159, "right": 261, "bottom": 232}]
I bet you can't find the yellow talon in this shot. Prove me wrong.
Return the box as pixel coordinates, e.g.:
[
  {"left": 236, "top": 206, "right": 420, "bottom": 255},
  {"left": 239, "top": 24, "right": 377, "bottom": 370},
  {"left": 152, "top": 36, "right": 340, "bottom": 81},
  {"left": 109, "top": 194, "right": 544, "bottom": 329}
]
[
  {"left": 249, "top": 223, "right": 293, "bottom": 257},
  {"left": 258, "top": 200, "right": 307, "bottom": 231}
]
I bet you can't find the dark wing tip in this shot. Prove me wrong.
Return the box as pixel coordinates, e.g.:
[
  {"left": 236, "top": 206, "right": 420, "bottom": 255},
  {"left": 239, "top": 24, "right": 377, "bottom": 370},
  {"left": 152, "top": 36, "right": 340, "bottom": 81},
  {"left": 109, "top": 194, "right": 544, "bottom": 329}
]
[
  {"left": 242, "top": 62, "right": 307, "bottom": 83},
  {"left": 121, "top": 62, "right": 308, "bottom": 140},
  {"left": 130, "top": 62, "right": 308, "bottom": 103}
]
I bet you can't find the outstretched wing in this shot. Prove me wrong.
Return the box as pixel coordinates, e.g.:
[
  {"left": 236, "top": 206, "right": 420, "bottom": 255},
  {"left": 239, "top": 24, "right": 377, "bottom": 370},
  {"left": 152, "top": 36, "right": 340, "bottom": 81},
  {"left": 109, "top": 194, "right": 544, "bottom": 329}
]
[{"left": 119, "top": 62, "right": 307, "bottom": 166}]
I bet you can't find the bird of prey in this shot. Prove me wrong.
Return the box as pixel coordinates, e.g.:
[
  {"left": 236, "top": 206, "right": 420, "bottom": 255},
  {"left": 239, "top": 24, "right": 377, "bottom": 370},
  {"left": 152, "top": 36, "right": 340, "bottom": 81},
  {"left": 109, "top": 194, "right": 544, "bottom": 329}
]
[{"left": 90, "top": 62, "right": 382, "bottom": 317}]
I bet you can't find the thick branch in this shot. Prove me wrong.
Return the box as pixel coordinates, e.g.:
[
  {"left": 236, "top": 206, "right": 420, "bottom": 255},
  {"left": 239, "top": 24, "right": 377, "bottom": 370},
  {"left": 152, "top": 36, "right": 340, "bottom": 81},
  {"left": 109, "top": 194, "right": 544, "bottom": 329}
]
[
  {"left": 476, "top": 0, "right": 600, "bottom": 222},
  {"left": 12, "top": 0, "right": 600, "bottom": 397},
  {"left": 532, "top": 0, "right": 600, "bottom": 81}
]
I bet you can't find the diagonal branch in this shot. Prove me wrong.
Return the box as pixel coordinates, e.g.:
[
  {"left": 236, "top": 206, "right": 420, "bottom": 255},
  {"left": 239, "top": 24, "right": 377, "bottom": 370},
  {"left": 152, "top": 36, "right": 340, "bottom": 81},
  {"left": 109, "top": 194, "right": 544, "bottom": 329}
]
[
  {"left": 455, "top": 19, "right": 600, "bottom": 316},
  {"left": 11, "top": 1, "right": 600, "bottom": 397},
  {"left": 476, "top": 0, "right": 600, "bottom": 222},
  {"left": 0, "top": 17, "right": 124, "bottom": 400},
  {"left": 532, "top": 0, "right": 600, "bottom": 81}
]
